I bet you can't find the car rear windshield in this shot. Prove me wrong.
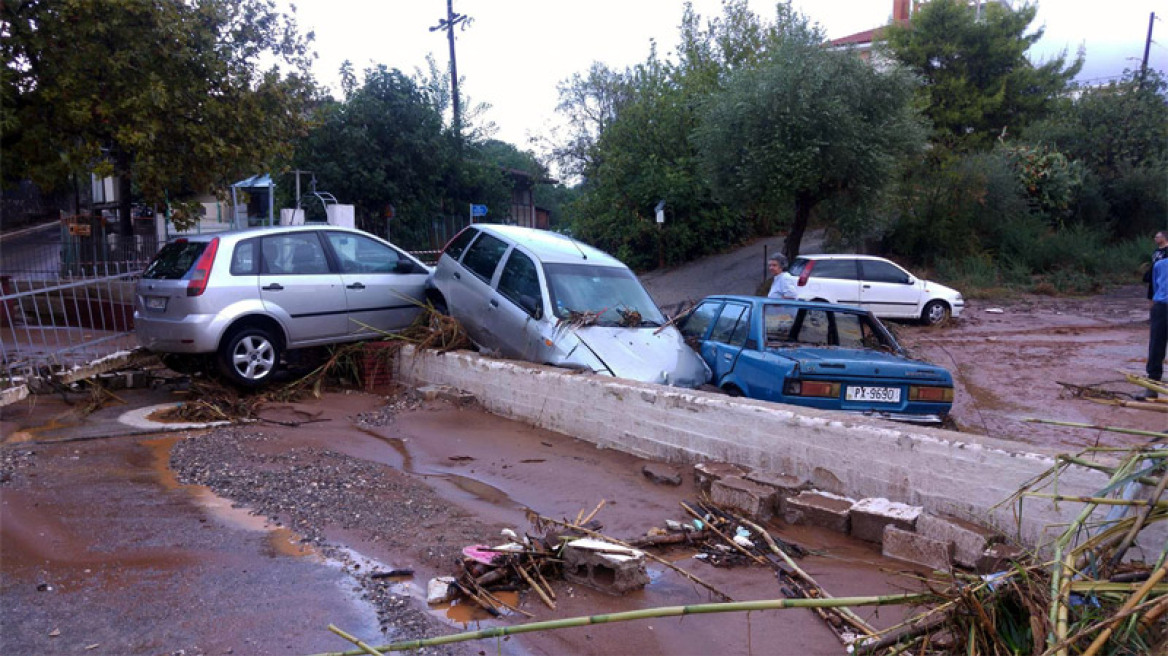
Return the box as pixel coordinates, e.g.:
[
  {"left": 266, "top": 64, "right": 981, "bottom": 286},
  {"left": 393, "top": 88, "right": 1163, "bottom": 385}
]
[
  {"left": 142, "top": 241, "right": 207, "bottom": 280},
  {"left": 545, "top": 263, "right": 665, "bottom": 327},
  {"left": 788, "top": 258, "right": 810, "bottom": 276}
]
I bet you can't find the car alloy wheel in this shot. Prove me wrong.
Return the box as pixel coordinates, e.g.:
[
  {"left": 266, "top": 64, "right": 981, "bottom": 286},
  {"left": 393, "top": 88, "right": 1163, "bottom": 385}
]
[
  {"left": 217, "top": 327, "right": 280, "bottom": 388},
  {"left": 922, "top": 300, "right": 950, "bottom": 326}
]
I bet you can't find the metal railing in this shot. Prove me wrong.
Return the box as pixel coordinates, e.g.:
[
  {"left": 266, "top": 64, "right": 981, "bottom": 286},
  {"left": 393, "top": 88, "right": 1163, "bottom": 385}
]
[{"left": 1, "top": 262, "right": 141, "bottom": 390}]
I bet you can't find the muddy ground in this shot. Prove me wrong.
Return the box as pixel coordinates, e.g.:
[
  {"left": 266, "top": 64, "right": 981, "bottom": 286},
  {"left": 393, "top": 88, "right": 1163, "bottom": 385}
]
[
  {"left": 1, "top": 285, "right": 1165, "bottom": 656},
  {"left": 893, "top": 285, "right": 1165, "bottom": 450},
  {"left": 2, "top": 390, "right": 926, "bottom": 656}
]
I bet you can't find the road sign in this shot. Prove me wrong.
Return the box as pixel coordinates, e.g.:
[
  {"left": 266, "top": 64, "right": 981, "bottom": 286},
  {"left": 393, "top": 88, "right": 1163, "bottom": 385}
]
[
  {"left": 655, "top": 200, "right": 665, "bottom": 224},
  {"left": 470, "top": 204, "right": 488, "bottom": 217}
]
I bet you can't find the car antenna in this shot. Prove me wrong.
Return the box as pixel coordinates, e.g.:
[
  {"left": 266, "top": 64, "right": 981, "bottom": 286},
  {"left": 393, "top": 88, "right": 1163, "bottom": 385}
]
[{"left": 565, "top": 234, "right": 588, "bottom": 260}]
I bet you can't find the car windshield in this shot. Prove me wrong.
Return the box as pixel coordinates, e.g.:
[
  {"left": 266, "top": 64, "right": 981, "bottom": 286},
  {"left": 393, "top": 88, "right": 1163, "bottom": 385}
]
[
  {"left": 143, "top": 241, "right": 207, "bottom": 280},
  {"left": 545, "top": 262, "right": 665, "bottom": 327}
]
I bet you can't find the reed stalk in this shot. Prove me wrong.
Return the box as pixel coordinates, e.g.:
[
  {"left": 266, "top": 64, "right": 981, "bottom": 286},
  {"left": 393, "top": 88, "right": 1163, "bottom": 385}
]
[{"left": 312, "top": 593, "right": 936, "bottom": 656}]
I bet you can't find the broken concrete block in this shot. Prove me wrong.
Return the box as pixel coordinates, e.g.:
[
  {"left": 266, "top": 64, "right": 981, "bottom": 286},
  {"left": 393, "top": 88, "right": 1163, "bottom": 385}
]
[
  {"left": 642, "top": 463, "right": 682, "bottom": 486},
  {"left": 883, "top": 525, "right": 953, "bottom": 571},
  {"left": 916, "top": 513, "right": 1002, "bottom": 569},
  {"left": 744, "top": 471, "right": 807, "bottom": 515},
  {"left": 694, "top": 461, "right": 751, "bottom": 493},
  {"left": 710, "top": 476, "right": 778, "bottom": 521},
  {"left": 976, "top": 543, "right": 1027, "bottom": 574},
  {"left": 849, "top": 498, "right": 923, "bottom": 544},
  {"left": 561, "top": 538, "right": 649, "bottom": 595},
  {"left": 426, "top": 576, "right": 457, "bottom": 605},
  {"left": 784, "top": 491, "right": 855, "bottom": 533},
  {"left": 417, "top": 384, "right": 475, "bottom": 406}
]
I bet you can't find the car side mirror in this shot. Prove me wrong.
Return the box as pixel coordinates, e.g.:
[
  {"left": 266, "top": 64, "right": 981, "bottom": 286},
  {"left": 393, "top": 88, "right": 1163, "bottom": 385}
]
[
  {"left": 394, "top": 260, "right": 421, "bottom": 274},
  {"left": 519, "top": 294, "right": 542, "bottom": 319}
]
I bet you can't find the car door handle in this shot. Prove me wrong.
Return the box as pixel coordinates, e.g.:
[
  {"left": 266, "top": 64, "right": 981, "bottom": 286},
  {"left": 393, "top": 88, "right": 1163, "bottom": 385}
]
[
  {"left": 489, "top": 299, "right": 499, "bottom": 308},
  {"left": 347, "top": 282, "right": 365, "bottom": 290},
  {"left": 453, "top": 272, "right": 461, "bottom": 279},
  {"left": 862, "top": 284, "right": 871, "bottom": 289},
  {"left": 723, "top": 353, "right": 732, "bottom": 360},
  {"left": 262, "top": 283, "right": 283, "bottom": 291}
]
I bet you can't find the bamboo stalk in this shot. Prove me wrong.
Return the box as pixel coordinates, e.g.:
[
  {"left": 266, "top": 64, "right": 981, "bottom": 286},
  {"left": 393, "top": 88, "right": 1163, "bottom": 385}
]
[
  {"left": 1088, "top": 398, "right": 1168, "bottom": 412},
  {"left": 534, "top": 512, "right": 733, "bottom": 601},
  {"left": 679, "top": 502, "right": 766, "bottom": 566},
  {"left": 515, "top": 563, "right": 555, "bottom": 610},
  {"left": 311, "top": 593, "right": 937, "bottom": 656},
  {"left": 1024, "top": 418, "right": 1168, "bottom": 439},
  {"left": 1109, "top": 459, "right": 1168, "bottom": 569},
  {"left": 327, "top": 624, "right": 384, "bottom": 656},
  {"left": 533, "top": 561, "right": 556, "bottom": 601},
  {"left": 1069, "top": 582, "right": 1168, "bottom": 594},
  {"left": 579, "top": 499, "right": 606, "bottom": 525},
  {"left": 1056, "top": 551, "right": 1073, "bottom": 656},
  {"left": 1025, "top": 493, "right": 1157, "bottom": 507},
  {"left": 1081, "top": 558, "right": 1168, "bottom": 656},
  {"left": 734, "top": 514, "right": 876, "bottom": 637}
]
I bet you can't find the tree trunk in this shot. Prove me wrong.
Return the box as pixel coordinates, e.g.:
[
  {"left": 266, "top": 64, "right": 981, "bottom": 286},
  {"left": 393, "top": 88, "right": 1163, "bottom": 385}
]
[
  {"left": 784, "top": 194, "right": 814, "bottom": 264},
  {"left": 116, "top": 150, "right": 133, "bottom": 237}
]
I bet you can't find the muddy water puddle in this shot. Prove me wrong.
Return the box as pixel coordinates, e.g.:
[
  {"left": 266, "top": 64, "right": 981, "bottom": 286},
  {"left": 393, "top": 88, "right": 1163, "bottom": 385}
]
[{"left": 144, "top": 436, "right": 318, "bottom": 559}]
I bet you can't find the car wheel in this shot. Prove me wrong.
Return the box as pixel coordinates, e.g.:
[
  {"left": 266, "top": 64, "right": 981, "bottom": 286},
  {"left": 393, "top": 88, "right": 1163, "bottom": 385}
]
[
  {"left": 722, "top": 385, "right": 744, "bottom": 398},
  {"left": 921, "top": 300, "right": 950, "bottom": 326},
  {"left": 427, "top": 291, "right": 449, "bottom": 315},
  {"left": 216, "top": 327, "right": 280, "bottom": 388}
]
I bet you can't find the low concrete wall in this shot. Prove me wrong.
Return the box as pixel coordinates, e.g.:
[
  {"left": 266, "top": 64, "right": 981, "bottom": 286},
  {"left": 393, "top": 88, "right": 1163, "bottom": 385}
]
[{"left": 393, "top": 347, "right": 1138, "bottom": 549}]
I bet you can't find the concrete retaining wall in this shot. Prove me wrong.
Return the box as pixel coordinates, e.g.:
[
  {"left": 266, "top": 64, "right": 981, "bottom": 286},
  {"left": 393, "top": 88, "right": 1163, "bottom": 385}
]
[{"left": 393, "top": 347, "right": 1141, "bottom": 549}]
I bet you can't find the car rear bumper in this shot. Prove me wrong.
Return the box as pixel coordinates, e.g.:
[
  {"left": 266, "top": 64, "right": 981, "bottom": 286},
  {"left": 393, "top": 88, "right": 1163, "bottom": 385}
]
[{"left": 134, "top": 310, "right": 222, "bottom": 353}]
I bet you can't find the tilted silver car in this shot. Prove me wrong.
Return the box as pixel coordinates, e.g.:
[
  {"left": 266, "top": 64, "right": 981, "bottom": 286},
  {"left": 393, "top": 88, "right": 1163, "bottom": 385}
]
[
  {"left": 135, "top": 225, "right": 430, "bottom": 387},
  {"left": 425, "top": 224, "right": 710, "bottom": 388}
]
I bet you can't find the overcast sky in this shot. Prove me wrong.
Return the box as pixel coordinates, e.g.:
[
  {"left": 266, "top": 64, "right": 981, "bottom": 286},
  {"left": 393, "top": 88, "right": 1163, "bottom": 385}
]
[{"left": 288, "top": 1, "right": 1166, "bottom": 150}]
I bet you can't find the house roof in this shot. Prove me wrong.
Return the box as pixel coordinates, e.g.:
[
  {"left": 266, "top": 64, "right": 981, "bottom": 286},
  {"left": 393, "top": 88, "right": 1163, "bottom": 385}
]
[{"left": 830, "top": 27, "right": 883, "bottom": 47}]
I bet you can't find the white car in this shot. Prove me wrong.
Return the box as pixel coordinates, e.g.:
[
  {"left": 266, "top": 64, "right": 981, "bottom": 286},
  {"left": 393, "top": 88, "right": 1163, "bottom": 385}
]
[
  {"left": 779, "top": 255, "right": 964, "bottom": 325},
  {"left": 426, "top": 224, "right": 710, "bottom": 388}
]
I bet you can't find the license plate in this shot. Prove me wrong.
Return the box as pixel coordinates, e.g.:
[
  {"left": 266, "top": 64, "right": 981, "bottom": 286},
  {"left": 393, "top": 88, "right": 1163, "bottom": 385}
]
[
  {"left": 846, "top": 386, "right": 900, "bottom": 403},
  {"left": 145, "top": 296, "right": 167, "bottom": 311}
]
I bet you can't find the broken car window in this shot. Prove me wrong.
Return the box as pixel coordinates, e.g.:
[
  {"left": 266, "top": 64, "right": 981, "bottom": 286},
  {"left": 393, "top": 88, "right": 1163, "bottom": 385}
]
[{"left": 545, "top": 263, "right": 664, "bottom": 327}]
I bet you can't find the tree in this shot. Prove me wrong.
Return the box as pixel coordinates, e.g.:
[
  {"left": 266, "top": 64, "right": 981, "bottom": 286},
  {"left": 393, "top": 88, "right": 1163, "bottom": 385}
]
[
  {"left": 882, "top": 0, "right": 1081, "bottom": 150},
  {"left": 693, "top": 8, "right": 927, "bottom": 263},
  {"left": 1, "top": 0, "right": 315, "bottom": 233},
  {"left": 292, "top": 66, "right": 510, "bottom": 249}
]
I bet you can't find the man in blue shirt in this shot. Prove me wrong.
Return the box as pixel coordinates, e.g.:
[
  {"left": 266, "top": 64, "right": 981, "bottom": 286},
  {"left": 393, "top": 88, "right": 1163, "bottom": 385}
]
[{"left": 1142, "top": 255, "right": 1168, "bottom": 400}]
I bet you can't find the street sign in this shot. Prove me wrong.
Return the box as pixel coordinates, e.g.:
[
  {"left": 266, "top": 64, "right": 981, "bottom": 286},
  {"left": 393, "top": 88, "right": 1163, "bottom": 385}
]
[
  {"left": 655, "top": 200, "right": 665, "bottom": 224},
  {"left": 470, "top": 204, "right": 488, "bottom": 217}
]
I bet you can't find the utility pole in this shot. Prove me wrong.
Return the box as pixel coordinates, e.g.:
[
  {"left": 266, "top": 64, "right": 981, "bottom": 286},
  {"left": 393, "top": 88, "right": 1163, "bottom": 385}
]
[
  {"left": 1140, "top": 12, "right": 1156, "bottom": 88},
  {"left": 430, "top": 0, "right": 469, "bottom": 135}
]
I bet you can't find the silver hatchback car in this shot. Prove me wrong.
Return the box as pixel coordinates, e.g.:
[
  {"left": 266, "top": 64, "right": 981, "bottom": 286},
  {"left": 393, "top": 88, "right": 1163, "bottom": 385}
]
[
  {"left": 135, "top": 225, "right": 430, "bottom": 387},
  {"left": 426, "top": 224, "right": 710, "bottom": 388}
]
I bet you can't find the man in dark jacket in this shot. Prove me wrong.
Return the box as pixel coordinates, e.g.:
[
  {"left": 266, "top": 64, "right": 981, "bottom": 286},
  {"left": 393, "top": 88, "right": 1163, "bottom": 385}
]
[{"left": 1145, "top": 230, "right": 1168, "bottom": 300}]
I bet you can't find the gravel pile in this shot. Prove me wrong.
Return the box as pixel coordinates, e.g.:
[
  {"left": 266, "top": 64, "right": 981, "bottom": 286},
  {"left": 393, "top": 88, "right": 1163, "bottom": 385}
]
[
  {"left": 170, "top": 424, "right": 491, "bottom": 654},
  {"left": 0, "top": 446, "right": 37, "bottom": 484}
]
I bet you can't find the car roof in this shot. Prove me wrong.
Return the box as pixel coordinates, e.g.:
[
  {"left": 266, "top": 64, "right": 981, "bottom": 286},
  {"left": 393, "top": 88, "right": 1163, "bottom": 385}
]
[
  {"left": 702, "top": 294, "right": 871, "bottom": 315},
  {"left": 470, "top": 224, "right": 625, "bottom": 267},
  {"left": 165, "top": 224, "right": 366, "bottom": 244},
  {"left": 793, "top": 254, "right": 896, "bottom": 263}
]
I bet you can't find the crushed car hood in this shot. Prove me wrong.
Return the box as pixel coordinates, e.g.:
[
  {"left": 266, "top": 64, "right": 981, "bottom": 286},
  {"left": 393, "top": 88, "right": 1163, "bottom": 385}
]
[
  {"left": 770, "top": 347, "right": 951, "bottom": 382},
  {"left": 565, "top": 326, "right": 711, "bottom": 388}
]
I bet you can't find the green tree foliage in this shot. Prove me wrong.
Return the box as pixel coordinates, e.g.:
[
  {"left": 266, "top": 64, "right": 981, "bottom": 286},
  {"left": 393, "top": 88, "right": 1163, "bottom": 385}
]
[
  {"left": 694, "top": 7, "right": 927, "bottom": 263},
  {"left": 1, "top": 0, "right": 316, "bottom": 232},
  {"left": 883, "top": 0, "right": 1081, "bottom": 150},
  {"left": 1023, "top": 70, "right": 1168, "bottom": 238},
  {"left": 999, "top": 143, "right": 1083, "bottom": 226},
  {"left": 291, "top": 66, "right": 511, "bottom": 250}
]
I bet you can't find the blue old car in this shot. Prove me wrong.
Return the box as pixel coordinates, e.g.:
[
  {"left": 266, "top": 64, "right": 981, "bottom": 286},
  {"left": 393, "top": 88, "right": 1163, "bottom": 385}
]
[{"left": 679, "top": 295, "right": 954, "bottom": 422}]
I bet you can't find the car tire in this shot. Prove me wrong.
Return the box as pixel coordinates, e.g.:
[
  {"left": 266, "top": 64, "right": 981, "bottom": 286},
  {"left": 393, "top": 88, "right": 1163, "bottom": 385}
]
[
  {"left": 921, "top": 300, "right": 950, "bottom": 326},
  {"left": 427, "top": 291, "right": 449, "bottom": 315},
  {"left": 722, "top": 385, "right": 744, "bottom": 398},
  {"left": 216, "top": 327, "right": 280, "bottom": 388}
]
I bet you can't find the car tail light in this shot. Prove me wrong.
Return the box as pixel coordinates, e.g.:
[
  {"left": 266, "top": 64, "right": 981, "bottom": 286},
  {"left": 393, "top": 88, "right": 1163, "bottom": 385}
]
[
  {"left": 784, "top": 380, "right": 839, "bottom": 398},
  {"left": 186, "top": 237, "right": 219, "bottom": 297},
  {"left": 909, "top": 385, "right": 953, "bottom": 402},
  {"left": 797, "top": 260, "right": 815, "bottom": 286}
]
